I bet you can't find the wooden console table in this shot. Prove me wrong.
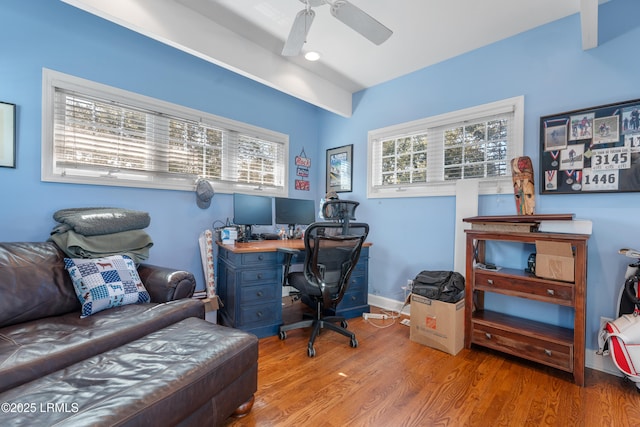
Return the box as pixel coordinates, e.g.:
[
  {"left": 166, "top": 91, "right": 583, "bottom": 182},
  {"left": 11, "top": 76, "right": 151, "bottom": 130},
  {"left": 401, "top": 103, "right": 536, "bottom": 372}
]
[{"left": 463, "top": 215, "right": 589, "bottom": 386}]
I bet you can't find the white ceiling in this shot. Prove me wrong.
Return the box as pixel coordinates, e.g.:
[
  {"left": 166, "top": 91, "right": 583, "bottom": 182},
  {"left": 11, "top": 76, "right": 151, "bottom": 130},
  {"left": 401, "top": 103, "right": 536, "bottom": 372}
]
[{"left": 61, "top": 0, "right": 603, "bottom": 117}]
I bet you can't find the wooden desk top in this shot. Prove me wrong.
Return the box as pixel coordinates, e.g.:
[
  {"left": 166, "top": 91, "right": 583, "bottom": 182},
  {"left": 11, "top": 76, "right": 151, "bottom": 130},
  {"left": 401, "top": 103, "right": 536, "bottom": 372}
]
[{"left": 218, "top": 239, "right": 372, "bottom": 254}]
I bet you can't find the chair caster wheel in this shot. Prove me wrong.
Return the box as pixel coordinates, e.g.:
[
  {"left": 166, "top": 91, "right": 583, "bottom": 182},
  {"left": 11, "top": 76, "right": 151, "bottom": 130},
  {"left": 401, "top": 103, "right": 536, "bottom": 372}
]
[
  {"left": 341, "top": 320, "right": 348, "bottom": 328},
  {"left": 350, "top": 338, "right": 358, "bottom": 348},
  {"left": 279, "top": 331, "right": 287, "bottom": 340},
  {"left": 307, "top": 346, "right": 316, "bottom": 357}
]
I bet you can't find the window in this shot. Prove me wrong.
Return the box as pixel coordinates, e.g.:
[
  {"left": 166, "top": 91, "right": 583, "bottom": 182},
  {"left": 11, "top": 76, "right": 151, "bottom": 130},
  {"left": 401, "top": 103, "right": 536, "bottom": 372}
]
[
  {"left": 42, "top": 69, "right": 289, "bottom": 196},
  {"left": 368, "top": 96, "right": 524, "bottom": 198}
]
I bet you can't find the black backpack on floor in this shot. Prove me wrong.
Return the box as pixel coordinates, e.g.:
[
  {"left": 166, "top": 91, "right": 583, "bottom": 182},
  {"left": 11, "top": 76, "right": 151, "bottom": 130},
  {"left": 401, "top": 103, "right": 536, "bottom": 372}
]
[{"left": 412, "top": 270, "right": 465, "bottom": 303}]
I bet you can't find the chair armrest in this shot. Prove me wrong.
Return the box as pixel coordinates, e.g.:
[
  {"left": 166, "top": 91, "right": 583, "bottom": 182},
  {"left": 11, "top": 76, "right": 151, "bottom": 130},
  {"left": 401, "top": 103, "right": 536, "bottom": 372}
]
[
  {"left": 277, "top": 247, "right": 301, "bottom": 286},
  {"left": 277, "top": 247, "right": 300, "bottom": 267},
  {"left": 277, "top": 247, "right": 300, "bottom": 256},
  {"left": 137, "top": 264, "right": 196, "bottom": 303}
]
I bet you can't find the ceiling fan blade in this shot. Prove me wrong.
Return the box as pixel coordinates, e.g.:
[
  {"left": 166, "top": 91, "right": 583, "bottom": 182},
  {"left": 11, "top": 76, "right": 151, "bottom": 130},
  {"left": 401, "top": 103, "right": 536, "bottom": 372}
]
[
  {"left": 282, "top": 9, "right": 316, "bottom": 56},
  {"left": 330, "top": 0, "right": 392, "bottom": 45}
]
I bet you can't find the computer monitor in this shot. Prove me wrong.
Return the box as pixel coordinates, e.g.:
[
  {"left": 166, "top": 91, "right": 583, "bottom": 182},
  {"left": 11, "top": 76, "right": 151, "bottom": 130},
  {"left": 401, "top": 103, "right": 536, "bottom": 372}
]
[
  {"left": 233, "top": 193, "right": 273, "bottom": 241},
  {"left": 275, "top": 197, "right": 315, "bottom": 238}
]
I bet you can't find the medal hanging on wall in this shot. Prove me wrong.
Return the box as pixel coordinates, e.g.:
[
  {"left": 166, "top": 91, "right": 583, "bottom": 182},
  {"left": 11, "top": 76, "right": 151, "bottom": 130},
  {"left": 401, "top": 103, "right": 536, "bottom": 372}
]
[
  {"left": 572, "top": 170, "right": 582, "bottom": 191},
  {"left": 565, "top": 170, "right": 574, "bottom": 185},
  {"left": 545, "top": 170, "right": 557, "bottom": 190},
  {"left": 550, "top": 150, "right": 559, "bottom": 167}
]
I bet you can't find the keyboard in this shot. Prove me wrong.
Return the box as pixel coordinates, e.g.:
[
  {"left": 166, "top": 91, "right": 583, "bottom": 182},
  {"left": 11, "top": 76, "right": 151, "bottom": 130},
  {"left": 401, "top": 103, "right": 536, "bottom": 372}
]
[{"left": 260, "top": 233, "right": 281, "bottom": 240}]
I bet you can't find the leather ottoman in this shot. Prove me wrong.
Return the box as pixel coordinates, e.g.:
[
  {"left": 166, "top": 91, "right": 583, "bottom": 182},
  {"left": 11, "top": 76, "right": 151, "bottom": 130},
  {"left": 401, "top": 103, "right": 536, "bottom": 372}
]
[{"left": 0, "top": 317, "right": 258, "bottom": 426}]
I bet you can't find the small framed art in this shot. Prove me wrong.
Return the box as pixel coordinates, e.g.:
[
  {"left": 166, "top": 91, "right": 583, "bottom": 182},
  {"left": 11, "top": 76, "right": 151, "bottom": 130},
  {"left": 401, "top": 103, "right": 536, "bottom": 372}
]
[
  {"left": 0, "top": 102, "right": 16, "bottom": 168},
  {"left": 326, "top": 144, "right": 353, "bottom": 193}
]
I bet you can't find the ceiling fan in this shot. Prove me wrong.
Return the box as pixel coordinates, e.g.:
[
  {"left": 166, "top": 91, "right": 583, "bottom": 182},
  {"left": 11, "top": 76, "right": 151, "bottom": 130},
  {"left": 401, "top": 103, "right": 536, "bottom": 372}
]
[{"left": 281, "top": 0, "right": 393, "bottom": 56}]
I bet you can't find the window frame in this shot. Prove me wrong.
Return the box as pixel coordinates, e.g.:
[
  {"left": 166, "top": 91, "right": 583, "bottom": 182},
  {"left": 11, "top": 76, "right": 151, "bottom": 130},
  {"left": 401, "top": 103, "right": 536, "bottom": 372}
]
[
  {"left": 41, "top": 69, "right": 289, "bottom": 197},
  {"left": 367, "top": 96, "right": 524, "bottom": 198}
]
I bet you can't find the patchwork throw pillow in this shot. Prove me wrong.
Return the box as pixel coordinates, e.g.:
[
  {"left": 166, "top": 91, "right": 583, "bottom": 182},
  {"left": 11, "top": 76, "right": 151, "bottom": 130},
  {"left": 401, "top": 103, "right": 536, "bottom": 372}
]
[{"left": 64, "top": 255, "right": 151, "bottom": 318}]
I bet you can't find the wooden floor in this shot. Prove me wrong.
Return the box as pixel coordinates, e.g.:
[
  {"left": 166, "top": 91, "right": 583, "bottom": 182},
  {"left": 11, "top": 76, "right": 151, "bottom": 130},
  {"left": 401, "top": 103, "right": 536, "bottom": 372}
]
[{"left": 224, "top": 302, "right": 640, "bottom": 427}]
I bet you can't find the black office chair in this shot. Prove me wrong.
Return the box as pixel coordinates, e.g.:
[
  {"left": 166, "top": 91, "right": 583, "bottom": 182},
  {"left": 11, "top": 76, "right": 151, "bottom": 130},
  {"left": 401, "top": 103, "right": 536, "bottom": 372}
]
[{"left": 279, "top": 201, "right": 368, "bottom": 357}]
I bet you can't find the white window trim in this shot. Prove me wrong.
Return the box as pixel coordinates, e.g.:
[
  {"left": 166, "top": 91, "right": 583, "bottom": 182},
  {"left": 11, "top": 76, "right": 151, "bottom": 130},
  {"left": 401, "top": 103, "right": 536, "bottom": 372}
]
[
  {"left": 41, "top": 68, "right": 289, "bottom": 197},
  {"left": 367, "top": 96, "right": 524, "bottom": 198}
]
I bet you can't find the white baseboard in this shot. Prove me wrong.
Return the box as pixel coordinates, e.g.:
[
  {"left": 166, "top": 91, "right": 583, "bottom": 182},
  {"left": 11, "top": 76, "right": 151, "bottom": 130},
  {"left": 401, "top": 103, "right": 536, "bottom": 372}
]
[
  {"left": 586, "top": 349, "right": 622, "bottom": 377},
  {"left": 368, "top": 294, "right": 410, "bottom": 316},
  {"left": 368, "top": 293, "right": 622, "bottom": 378}
]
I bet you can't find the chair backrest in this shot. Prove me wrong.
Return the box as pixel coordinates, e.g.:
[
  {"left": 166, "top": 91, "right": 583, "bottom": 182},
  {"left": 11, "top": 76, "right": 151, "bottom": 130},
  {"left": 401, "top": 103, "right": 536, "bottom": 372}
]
[
  {"left": 321, "top": 200, "right": 359, "bottom": 235},
  {"left": 303, "top": 222, "right": 369, "bottom": 307}
]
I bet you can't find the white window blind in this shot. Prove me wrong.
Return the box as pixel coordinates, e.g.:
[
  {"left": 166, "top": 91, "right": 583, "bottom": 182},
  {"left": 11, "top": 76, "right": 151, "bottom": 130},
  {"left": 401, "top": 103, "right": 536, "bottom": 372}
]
[
  {"left": 368, "top": 96, "right": 524, "bottom": 198},
  {"left": 42, "top": 69, "right": 288, "bottom": 196}
]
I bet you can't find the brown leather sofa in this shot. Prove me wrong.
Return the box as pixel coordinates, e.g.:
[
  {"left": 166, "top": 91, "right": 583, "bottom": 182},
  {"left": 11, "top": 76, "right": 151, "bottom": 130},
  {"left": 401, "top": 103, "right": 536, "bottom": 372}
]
[{"left": 0, "top": 242, "right": 258, "bottom": 426}]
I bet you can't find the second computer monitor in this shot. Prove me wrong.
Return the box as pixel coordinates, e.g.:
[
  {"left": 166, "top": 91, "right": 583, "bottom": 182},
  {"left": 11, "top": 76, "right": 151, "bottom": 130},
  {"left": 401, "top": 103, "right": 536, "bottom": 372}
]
[{"left": 275, "top": 198, "right": 315, "bottom": 236}]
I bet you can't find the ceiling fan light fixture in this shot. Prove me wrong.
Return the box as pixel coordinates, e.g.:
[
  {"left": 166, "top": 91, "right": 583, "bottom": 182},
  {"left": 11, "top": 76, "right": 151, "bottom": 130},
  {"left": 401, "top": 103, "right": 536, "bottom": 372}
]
[
  {"left": 304, "top": 51, "right": 321, "bottom": 61},
  {"left": 282, "top": 0, "right": 391, "bottom": 57}
]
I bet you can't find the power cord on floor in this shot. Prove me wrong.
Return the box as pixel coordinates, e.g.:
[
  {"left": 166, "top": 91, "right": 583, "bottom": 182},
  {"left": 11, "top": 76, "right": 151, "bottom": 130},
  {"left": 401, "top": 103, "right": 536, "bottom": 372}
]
[
  {"left": 362, "top": 301, "right": 409, "bottom": 329},
  {"left": 363, "top": 315, "right": 396, "bottom": 328}
]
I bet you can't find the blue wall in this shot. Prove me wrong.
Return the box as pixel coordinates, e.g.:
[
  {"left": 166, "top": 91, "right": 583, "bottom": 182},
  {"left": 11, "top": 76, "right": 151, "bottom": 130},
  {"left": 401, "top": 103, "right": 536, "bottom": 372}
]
[
  {"left": 2, "top": 0, "right": 640, "bottom": 352},
  {"left": 0, "top": 0, "right": 321, "bottom": 287},
  {"left": 317, "top": 0, "right": 640, "bottom": 351}
]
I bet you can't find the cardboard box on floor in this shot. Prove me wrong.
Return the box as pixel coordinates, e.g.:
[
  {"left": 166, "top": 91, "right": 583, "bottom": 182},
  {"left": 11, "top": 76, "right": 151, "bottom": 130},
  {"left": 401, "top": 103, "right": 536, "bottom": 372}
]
[
  {"left": 409, "top": 294, "right": 465, "bottom": 356},
  {"left": 202, "top": 296, "right": 222, "bottom": 324},
  {"left": 535, "top": 240, "right": 574, "bottom": 282}
]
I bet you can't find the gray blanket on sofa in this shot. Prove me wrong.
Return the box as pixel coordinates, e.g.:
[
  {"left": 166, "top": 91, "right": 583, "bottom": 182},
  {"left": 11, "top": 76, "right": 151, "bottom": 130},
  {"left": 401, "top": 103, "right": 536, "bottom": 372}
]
[
  {"left": 49, "top": 229, "right": 153, "bottom": 263},
  {"left": 52, "top": 208, "right": 151, "bottom": 236}
]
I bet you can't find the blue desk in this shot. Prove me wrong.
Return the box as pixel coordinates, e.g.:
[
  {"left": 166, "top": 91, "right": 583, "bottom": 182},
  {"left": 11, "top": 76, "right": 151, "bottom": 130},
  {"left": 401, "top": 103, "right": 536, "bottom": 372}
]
[{"left": 216, "top": 240, "right": 370, "bottom": 338}]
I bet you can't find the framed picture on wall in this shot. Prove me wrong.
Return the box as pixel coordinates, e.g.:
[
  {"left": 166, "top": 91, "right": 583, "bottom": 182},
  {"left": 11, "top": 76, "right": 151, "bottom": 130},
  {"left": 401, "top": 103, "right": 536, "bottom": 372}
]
[
  {"left": 0, "top": 101, "right": 16, "bottom": 168},
  {"left": 326, "top": 144, "right": 353, "bottom": 193},
  {"left": 540, "top": 98, "right": 640, "bottom": 194}
]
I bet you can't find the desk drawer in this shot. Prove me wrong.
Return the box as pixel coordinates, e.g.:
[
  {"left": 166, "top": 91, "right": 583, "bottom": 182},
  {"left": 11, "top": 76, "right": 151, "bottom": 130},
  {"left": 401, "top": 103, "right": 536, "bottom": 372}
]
[
  {"left": 347, "top": 274, "right": 366, "bottom": 292},
  {"left": 240, "top": 283, "right": 278, "bottom": 304},
  {"left": 241, "top": 252, "right": 278, "bottom": 265},
  {"left": 240, "top": 301, "right": 279, "bottom": 327},
  {"left": 472, "top": 322, "right": 573, "bottom": 371},
  {"left": 339, "top": 289, "right": 367, "bottom": 310},
  {"left": 475, "top": 271, "right": 573, "bottom": 305},
  {"left": 240, "top": 268, "right": 279, "bottom": 283},
  {"left": 351, "top": 260, "right": 369, "bottom": 276},
  {"left": 224, "top": 250, "right": 278, "bottom": 266}
]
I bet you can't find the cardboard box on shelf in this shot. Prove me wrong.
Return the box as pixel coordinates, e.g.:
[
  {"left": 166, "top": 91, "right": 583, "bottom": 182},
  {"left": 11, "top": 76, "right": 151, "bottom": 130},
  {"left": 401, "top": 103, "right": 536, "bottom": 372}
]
[
  {"left": 409, "top": 294, "right": 465, "bottom": 356},
  {"left": 535, "top": 240, "right": 574, "bottom": 282}
]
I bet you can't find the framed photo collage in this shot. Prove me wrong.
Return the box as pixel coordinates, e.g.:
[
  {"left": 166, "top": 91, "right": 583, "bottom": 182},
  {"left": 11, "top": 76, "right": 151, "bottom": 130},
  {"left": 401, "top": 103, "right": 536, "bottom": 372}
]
[{"left": 540, "top": 98, "right": 640, "bottom": 194}]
